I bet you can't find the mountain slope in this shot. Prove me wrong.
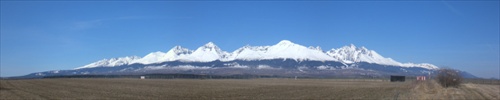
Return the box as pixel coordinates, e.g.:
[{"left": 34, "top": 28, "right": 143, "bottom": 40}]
[
  {"left": 227, "top": 40, "right": 335, "bottom": 61},
  {"left": 131, "top": 46, "right": 193, "bottom": 64},
  {"left": 326, "top": 44, "right": 438, "bottom": 69},
  {"left": 75, "top": 56, "right": 141, "bottom": 69},
  {"left": 177, "top": 42, "right": 230, "bottom": 62}
]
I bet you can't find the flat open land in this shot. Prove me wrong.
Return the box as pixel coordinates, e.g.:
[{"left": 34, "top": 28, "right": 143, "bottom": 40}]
[
  {"left": 1, "top": 78, "right": 498, "bottom": 99},
  {"left": 400, "top": 80, "right": 499, "bottom": 100}
]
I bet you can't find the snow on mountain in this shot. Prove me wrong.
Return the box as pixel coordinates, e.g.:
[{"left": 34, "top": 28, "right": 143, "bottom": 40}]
[
  {"left": 326, "top": 44, "right": 438, "bottom": 69},
  {"left": 226, "top": 45, "right": 269, "bottom": 60},
  {"left": 264, "top": 40, "right": 331, "bottom": 61},
  {"left": 227, "top": 40, "right": 335, "bottom": 61},
  {"left": 308, "top": 46, "right": 323, "bottom": 52},
  {"left": 131, "top": 46, "right": 193, "bottom": 64},
  {"left": 75, "top": 56, "right": 141, "bottom": 69},
  {"left": 74, "top": 40, "right": 437, "bottom": 69},
  {"left": 401, "top": 63, "right": 438, "bottom": 69},
  {"left": 176, "top": 42, "right": 231, "bottom": 62}
]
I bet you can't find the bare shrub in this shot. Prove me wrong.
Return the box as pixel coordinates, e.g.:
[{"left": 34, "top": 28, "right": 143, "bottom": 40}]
[{"left": 436, "top": 68, "right": 463, "bottom": 88}]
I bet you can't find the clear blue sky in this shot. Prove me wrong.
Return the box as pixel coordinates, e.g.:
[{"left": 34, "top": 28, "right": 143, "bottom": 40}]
[{"left": 1, "top": 1, "right": 499, "bottom": 78}]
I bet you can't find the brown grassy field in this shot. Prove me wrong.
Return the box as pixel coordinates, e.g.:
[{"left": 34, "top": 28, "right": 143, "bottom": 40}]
[
  {"left": 399, "top": 80, "right": 500, "bottom": 100},
  {"left": 1, "top": 78, "right": 498, "bottom": 99}
]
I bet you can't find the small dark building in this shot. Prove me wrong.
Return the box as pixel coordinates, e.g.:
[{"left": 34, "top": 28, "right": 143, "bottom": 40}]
[{"left": 390, "top": 75, "right": 405, "bottom": 82}]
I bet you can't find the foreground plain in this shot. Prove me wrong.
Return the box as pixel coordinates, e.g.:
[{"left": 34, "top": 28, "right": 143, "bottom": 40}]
[{"left": 0, "top": 78, "right": 498, "bottom": 99}]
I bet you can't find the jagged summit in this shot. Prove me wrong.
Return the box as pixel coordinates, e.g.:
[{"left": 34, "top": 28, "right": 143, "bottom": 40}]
[
  {"left": 348, "top": 44, "right": 356, "bottom": 48},
  {"left": 168, "top": 46, "right": 192, "bottom": 55},
  {"left": 308, "top": 46, "right": 323, "bottom": 52},
  {"left": 200, "top": 42, "right": 220, "bottom": 50},
  {"left": 175, "top": 41, "right": 229, "bottom": 62},
  {"left": 75, "top": 40, "right": 438, "bottom": 69},
  {"left": 203, "top": 42, "right": 217, "bottom": 48},
  {"left": 327, "top": 45, "right": 437, "bottom": 69},
  {"left": 127, "top": 45, "right": 193, "bottom": 65},
  {"left": 171, "top": 45, "right": 183, "bottom": 50}
]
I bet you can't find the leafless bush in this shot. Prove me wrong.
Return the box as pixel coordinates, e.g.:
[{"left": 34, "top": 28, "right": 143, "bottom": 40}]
[{"left": 436, "top": 68, "right": 462, "bottom": 88}]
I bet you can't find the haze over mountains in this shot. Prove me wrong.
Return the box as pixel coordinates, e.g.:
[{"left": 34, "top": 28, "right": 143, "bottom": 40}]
[{"left": 18, "top": 40, "right": 477, "bottom": 78}]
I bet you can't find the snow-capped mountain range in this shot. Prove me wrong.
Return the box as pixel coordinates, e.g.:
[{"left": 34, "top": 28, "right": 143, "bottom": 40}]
[{"left": 76, "top": 40, "right": 438, "bottom": 70}]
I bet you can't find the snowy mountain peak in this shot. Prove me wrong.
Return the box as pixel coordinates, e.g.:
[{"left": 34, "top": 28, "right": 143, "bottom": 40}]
[
  {"left": 349, "top": 44, "right": 356, "bottom": 47},
  {"left": 198, "top": 42, "right": 223, "bottom": 52},
  {"left": 341, "top": 44, "right": 357, "bottom": 50},
  {"left": 203, "top": 42, "right": 217, "bottom": 48},
  {"left": 226, "top": 40, "right": 334, "bottom": 61},
  {"left": 276, "top": 40, "right": 295, "bottom": 46},
  {"left": 336, "top": 44, "right": 371, "bottom": 53},
  {"left": 123, "top": 56, "right": 141, "bottom": 60},
  {"left": 176, "top": 42, "right": 229, "bottom": 62},
  {"left": 172, "top": 45, "right": 183, "bottom": 50},
  {"left": 129, "top": 46, "right": 194, "bottom": 65},
  {"left": 75, "top": 40, "right": 438, "bottom": 70},
  {"left": 327, "top": 44, "right": 438, "bottom": 69},
  {"left": 198, "top": 42, "right": 222, "bottom": 52},
  {"left": 308, "top": 46, "right": 323, "bottom": 51},
  {"left": 242, "top": 45, "right": 251, "bottom": 48},
  {"left": 328, "top": 45, "right": 390, "bottom": 63},
  {"left": 75, "top": 56, "right": 141, "bottom": 69},
  {"left": 169, "top": 46, "right": 192, "bottom": 55},
  {"left": 359, "top": 46, "right": 368, "bottom": 50}
]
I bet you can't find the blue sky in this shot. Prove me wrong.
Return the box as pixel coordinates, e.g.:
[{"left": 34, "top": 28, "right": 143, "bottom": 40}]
[{"left": 1, "top": 1, "right": 499, "bottom": 78}]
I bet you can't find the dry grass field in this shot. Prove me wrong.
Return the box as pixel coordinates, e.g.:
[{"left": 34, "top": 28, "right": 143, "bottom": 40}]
[
  {"left": 1, "top": 78, "right": 498, "bottom": 99},
  {"left": 399, "top": 80, "right": 499, "bottom": 100}
]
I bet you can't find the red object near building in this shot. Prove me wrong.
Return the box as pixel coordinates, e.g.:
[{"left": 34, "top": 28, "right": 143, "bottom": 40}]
[{"left": 417, "top": 76, "right": 426, "bottom": 81}]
